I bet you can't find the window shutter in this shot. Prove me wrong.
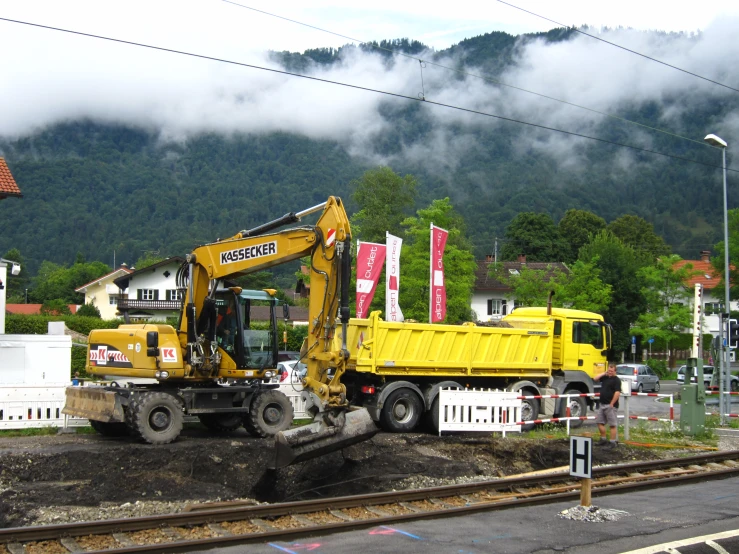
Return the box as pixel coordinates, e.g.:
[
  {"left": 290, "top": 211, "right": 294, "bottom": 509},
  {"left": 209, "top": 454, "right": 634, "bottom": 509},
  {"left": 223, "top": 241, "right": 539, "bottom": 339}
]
[
  {"left": 502, "top": 299, "right": 507, "bottom": 315},
  {"left": 487, "top": 299, "right": 493, "bottom": 316},
  {"left": 137, "top": 289, "right": 142, "bottom": 300},
  {"left": 154, "top": 290, "right": 160, "bottom": 301}
]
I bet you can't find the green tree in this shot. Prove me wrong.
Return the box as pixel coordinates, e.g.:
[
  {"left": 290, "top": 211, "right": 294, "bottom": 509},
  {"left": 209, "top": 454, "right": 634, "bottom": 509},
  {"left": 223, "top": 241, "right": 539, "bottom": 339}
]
[
  {"left": 77, "top": 303, "right": 102, "bottom": 318},
  {"left": 31, "top": 260, "right": 110, "bottom": 304},
  {"left": 607, "top": 215, "right": 671, "bottom": 260},
  {"left": 558, "top": 209, "right": 606, "bottom": 263},
  {"left": 351, "top": 167, "right": 417, "bottom": 243},
  {"left": 711, "top": 208, "right": 739, "bottom": 300},
  {"left": 134, "top": 252, "right": 165, "bottom": 270},
  {"left": 631, "top": 255, "right": 698, "bottom": 366},
  {"left": 501, "top": 212, "right": 569, "bottom": 262},
  {"left": 40, "top": 299, "right": 72, "bottom": 315},
  {"left": 398, "top": 198, "right": 477, "bottom": 323},
  {"left": 579, "top": 230, "right": 650, "bottom": 355},
  {"left": 2, "top": 248, "right": 29, "bottom": 303},
  {"left": 491, "top": 260, "right": 611, "bottom": 313}
]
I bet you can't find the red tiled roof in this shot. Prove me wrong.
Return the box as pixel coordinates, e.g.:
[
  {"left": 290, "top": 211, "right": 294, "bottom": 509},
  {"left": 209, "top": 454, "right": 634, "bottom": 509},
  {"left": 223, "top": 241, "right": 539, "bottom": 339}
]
[
  {"left": 6, "top": 304, "right": 79, "bottom": 315},
  {"left": 0, "top": 158, "right": 22, "bottom": 198},
  {"left": 674, "top": 259, "right": 722, "bottom": 289}
]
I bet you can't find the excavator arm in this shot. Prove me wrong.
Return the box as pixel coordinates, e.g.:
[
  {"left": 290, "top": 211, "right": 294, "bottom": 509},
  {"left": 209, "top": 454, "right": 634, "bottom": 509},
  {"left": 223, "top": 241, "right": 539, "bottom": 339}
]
[{"left": 178, "top": 197, "right": 377, "bottom": 466}]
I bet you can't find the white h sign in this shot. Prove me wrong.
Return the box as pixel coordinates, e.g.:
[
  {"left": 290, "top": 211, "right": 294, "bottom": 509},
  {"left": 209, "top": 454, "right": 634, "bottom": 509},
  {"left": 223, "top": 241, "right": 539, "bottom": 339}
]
[{"left": 570, "top": 436, "right": 592, "bottom": 479}]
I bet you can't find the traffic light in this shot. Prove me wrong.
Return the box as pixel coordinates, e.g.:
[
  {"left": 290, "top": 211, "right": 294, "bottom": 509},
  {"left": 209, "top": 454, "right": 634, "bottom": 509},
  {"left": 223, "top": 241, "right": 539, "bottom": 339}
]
[{"left": 730, "top": 319, "right": 739, "bottom": 349}]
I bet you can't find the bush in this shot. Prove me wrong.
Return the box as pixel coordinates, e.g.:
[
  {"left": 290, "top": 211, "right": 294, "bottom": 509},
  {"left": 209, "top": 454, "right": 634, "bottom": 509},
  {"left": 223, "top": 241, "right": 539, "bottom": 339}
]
[
  {"left": 5, "top": 314, "right": 122, "bottom": 335},
  {"left": 76, "top": 303, "right": 101, "bottom": 318},
  {"left": 646, "top": 358, "right": 669, "bottom": 378}
]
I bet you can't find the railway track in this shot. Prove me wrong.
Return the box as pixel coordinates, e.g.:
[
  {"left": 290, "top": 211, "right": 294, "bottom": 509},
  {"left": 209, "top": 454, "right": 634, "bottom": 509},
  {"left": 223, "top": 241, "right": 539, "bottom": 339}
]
[{"left": 2, "top": 451, "right": 739, "bottom": 554}]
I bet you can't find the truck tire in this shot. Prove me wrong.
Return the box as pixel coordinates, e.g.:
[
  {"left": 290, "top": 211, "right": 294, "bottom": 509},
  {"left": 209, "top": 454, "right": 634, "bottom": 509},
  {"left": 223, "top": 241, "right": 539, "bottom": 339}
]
[
  {"left": 519, "top": 396, "right": 540, "bottom": 432},
  {"left": 380, "top": 388, "right": 423, "bottom": 432},
  {"left": 243, "top": 390, "right": 294, "bottom": 438},
  {"left": 89, "top": 419, "right": 129, "bottom": 437},
  {"left": 563, "top": 389, "right": 586, "bottom": 429},
  {"left": 198, "top": 413, "right": 243, "bottom": 432},
  {"left": 128, "top": 392, "right": 184, "bottom": 445}
]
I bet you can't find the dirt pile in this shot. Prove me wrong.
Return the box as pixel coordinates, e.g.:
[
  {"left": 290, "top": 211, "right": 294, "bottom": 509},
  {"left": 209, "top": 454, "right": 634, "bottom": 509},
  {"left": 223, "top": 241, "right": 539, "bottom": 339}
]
[{"left": 0, "top": 428, "right": 680, "bottom": 528}]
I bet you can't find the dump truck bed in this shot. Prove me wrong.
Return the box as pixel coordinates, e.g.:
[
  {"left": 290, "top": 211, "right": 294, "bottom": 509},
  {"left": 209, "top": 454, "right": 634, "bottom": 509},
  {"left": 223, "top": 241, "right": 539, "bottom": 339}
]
[{"left": 340, "top": 312, "right": 553, "bottom": 379}]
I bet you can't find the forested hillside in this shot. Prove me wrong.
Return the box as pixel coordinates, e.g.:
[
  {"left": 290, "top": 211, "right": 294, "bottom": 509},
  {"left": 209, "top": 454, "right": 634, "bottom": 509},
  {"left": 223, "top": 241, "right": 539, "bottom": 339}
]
[{"left": 0, "top": 26, "right": 734, "bottom": 275}]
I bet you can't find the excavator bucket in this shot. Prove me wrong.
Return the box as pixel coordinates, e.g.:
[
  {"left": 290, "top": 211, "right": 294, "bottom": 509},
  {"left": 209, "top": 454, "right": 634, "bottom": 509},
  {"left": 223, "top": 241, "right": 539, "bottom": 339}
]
[{"left": 271, "top": 408, "right": 378, "bottom": 469}]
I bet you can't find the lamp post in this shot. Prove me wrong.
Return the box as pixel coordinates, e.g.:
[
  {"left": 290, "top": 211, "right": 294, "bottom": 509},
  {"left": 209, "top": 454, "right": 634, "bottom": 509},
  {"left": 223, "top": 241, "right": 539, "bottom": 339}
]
[{"left": 705, "top": 133, "right": 729, "bottom": 424}]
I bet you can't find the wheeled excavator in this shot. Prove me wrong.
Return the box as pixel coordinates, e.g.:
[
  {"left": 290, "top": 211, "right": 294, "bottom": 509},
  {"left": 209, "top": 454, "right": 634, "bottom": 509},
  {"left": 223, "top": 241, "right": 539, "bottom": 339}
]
[{"left": 63, "top": 197, "right": 378, "bottom": 468}]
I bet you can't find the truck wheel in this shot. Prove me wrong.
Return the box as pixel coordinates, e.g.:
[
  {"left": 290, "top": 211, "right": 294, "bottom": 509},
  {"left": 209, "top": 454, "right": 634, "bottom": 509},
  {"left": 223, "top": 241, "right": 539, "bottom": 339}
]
[
  {"left": 519, "top": 396, "right": 540, "bottom": 432},
  {"left": 243, "top": 390, "right": 294, "bottom": 438},
  {"left": 427, "top": 397, "right": 441, "bottom": 434},
  {"left": 380, "top": 388, "right": 423, "bottom": 432},
  {"left": 198, "top": 414, "right": 243, "bottom": 432},
  {"left": 89, "top": 419, "right": 129, "bottom": 437},
  {"left": 563, "top": 389, "right": 586, "bottom": 429},
  {"left": 129, "top": 392, "right": 184, "bottom": 445}
]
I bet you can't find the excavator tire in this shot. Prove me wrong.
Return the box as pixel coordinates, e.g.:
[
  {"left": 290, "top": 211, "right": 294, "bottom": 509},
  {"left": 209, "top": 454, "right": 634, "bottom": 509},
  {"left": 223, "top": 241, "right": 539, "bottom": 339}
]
[
  {"left": 198, "top": 413, "right": 244, "bottom": 432},
  {"left": 89, "top": 419, "right": 130, "bottom": 437},
  {"left": 127, "top": 391, "right": 184, "bottom": 445},
  {"left": 243, "top": 390, "right": 294, "bottom": 438}
]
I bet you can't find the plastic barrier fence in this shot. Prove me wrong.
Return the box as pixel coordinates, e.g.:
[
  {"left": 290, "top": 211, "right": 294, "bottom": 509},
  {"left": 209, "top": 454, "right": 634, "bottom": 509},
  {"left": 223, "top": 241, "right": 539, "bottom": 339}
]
[
  {"left": 438, "top": 388, "right": 522, "bottom": 436},
  {"left": 1, "top": 384, "right": 307, "bottom": 430}
]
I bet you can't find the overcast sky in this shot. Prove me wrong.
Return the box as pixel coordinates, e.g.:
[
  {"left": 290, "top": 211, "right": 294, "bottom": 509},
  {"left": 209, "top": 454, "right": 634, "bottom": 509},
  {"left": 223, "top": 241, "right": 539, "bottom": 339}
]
[{"left": 1, "top": 0, "right": 737, "bottom": 166}]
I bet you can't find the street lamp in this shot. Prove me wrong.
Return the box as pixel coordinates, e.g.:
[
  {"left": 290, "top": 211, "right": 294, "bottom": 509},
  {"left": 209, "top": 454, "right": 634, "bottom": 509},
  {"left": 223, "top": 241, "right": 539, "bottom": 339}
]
[{"left": 705, "top": 133, "right": 729, "bottom": 424}]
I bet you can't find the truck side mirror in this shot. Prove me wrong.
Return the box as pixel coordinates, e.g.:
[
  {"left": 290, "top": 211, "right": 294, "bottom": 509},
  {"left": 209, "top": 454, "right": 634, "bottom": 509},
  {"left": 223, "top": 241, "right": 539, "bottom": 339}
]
[{"left": 146, "top": 331, "right": 159, "bottom": 357}]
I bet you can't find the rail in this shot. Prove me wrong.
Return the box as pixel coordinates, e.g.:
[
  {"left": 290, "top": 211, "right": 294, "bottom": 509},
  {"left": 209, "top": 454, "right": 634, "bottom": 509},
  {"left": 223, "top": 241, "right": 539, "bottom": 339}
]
[{"left": 2, "top": 452, "right": 738, "bottom": 553}]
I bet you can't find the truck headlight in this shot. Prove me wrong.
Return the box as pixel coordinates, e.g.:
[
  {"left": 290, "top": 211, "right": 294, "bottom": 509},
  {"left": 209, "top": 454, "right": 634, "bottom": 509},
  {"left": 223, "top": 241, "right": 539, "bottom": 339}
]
[
  {"left": 155, "top": 371, "right": 170, "bottom": 379},
  {"left": 263, "top": 370, "right": 274, "bottom": 379}
]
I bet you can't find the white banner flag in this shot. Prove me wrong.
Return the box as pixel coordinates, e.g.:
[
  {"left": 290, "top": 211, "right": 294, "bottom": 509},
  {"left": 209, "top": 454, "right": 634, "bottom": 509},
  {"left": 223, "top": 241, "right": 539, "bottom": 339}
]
[{"left": 386, "top": 232, "right": 404, "bottom": 322}]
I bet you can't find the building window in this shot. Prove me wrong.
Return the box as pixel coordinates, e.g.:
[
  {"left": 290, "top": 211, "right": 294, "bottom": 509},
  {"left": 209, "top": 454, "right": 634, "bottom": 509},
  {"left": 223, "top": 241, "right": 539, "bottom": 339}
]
[
  {"left": 138, "top": 289, "right": 158, "bottom": 301},
  {"left": 704, "top": 302, "right": 721, "bottom": 315},
  {"left": 109, "top": 297, "right": 118, "bottom": 305},
  {"left": 166, "top": 289, "right": 183, "bottom": 301},
  {"left": 487, "top": 299, "right": 507, "bottom": 316}
]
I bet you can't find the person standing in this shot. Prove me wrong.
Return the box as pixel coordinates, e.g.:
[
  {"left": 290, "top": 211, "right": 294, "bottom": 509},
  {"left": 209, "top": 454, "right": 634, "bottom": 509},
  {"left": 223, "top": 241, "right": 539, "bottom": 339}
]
[{"left": 594, "top": 362, "right": 621, "bottom": 448}]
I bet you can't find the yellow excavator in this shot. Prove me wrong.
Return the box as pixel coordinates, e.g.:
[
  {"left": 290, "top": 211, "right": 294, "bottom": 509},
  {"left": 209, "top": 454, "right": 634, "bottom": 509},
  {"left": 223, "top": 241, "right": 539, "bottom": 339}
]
[{"left": 63, "top": 197, "right": 378, "bottom": 468}]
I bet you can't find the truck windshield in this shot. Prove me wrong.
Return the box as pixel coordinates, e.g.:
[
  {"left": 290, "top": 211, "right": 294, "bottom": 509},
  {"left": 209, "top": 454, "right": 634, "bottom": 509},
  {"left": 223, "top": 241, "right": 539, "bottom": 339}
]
[{"left": 572, "top": 320, "right": 604, "bottom": 349}]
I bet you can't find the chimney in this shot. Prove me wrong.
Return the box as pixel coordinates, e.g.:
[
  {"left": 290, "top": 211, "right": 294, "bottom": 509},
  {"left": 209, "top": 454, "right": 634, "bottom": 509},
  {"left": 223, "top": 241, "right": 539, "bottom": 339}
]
[
  {"left": 517, "top": 254, "right": 526, "bottom": 263},
  {"left": 700, "top": 250, "right": 711, "bottom": 263},
  {"left": 485, "top": 254, "right": 493, "bottom": 262}
]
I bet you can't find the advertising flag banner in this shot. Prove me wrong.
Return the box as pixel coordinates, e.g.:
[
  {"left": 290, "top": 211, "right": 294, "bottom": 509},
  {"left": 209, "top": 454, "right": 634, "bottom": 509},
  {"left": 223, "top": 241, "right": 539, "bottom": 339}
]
[
  {"left": 430, "top": 224, "right": 449, "bottom": 323},
  {"left": 356, "top": 241, "right": 386, "bottom": 319},
  {"left": 385, "top": 232, "right": 404, "bottom": 322}
]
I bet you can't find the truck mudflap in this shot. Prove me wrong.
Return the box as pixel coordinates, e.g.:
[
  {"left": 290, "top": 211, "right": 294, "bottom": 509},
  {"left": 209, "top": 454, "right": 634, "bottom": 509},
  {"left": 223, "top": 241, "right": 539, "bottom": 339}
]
[
  {"left": 62, "top": 387, "right": 126, "bottom": 423},
  {"left": 271, "top": 407, "right": 378, "bottom": 469}
]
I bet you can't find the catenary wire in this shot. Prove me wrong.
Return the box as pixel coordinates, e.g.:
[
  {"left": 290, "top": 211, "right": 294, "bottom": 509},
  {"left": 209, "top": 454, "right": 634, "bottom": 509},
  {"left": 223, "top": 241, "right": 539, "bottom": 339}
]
[
  {"left": 0, "top": 16, "right": 735, "bottom": 174},
  {"left": 221, "top": 0, "right": 713, "bottom": 148},
  {"left": 497, "top": 0, "right": 739, "bottom": 94}
]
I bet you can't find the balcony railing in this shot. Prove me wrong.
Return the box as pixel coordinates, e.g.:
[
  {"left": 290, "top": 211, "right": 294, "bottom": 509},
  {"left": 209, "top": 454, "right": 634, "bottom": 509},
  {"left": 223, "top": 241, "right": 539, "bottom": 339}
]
[{"left": 117, "top": 299, "right": 181, "bottom": 311}]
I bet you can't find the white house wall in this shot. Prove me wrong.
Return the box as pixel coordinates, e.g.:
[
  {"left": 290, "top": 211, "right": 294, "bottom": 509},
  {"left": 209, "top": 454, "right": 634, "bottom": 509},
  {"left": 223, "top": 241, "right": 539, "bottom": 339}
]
[
  {"left": 471, "top": 292, "right": 512, "bottom": 322},
  {"left": 124, "top": 263, "right": 181, "bottom": 299}
]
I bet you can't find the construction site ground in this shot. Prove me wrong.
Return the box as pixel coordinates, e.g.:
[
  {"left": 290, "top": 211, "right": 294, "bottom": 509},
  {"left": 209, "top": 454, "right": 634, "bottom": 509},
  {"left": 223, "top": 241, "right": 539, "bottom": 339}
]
[{"left": 2, "top": 423, "right": 734, "bottom": 529}]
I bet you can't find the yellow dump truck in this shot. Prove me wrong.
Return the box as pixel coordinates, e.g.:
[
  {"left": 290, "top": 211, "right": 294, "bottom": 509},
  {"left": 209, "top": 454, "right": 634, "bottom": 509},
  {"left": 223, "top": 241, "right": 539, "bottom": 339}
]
[{"left": 334, "top": 306, "right": 611, "bottom": 431}]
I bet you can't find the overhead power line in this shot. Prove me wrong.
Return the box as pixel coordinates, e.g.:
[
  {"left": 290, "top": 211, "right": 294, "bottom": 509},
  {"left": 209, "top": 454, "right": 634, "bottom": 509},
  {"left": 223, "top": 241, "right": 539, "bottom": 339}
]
[
  {"left": 222, "top": 0, "right": 714, "bottom": 149},
  {"left": 0, "top": 16, "right": 735, "bottom": 174},
  {"left": 497, "top": 0, "right": 739, "bottom": 94}
]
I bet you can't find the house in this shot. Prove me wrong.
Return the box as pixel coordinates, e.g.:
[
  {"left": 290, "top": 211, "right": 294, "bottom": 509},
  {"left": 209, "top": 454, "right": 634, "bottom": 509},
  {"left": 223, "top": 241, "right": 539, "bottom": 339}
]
[
  {"left": 471, "top": 255, "right": 569, "bottom": 322},
  {"left": 112, "top": 257, "right": 186, "bottom": 322},
  {"left": 75, "top": 265, "right": 134, "bottom": 320},
  {"left": 0, "top": 158, "right": 22, "bottom": 200},
  {"left": 674, "top": 250, "right": 737, "bottom": 336}
]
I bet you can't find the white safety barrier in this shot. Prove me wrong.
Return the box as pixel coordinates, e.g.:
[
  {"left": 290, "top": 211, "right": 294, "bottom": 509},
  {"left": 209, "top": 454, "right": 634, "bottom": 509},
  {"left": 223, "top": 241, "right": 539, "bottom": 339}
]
[
  {"left": 438, "top": 388, "right": 522, "bottom": 436},
  {"left": 0, "top": 384, "right": 87, "bottom": 429},
  {"left": 1, "top": 384, "right": 307, "bottom": 430}
]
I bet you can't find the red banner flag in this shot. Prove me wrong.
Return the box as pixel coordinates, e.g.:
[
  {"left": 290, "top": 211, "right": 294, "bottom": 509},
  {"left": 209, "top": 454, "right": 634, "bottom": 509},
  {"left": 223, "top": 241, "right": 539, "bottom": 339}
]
[
  {"left": 430, "top": 224, "right": 448, "bottom": 323},
  {"left": 356, "top": 241, "right": 386, "bottom": 318}
]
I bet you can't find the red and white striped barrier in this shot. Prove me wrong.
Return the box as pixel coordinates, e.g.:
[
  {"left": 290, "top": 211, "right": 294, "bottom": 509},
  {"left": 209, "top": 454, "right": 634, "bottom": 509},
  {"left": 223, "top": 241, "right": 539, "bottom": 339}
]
[{"left": 515, "top": 391, "right": 675, "bottom": 433}]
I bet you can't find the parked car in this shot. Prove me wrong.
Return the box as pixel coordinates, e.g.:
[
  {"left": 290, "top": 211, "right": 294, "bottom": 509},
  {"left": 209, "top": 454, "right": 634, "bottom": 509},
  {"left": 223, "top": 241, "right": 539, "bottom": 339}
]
[
  {"left": 676, "top": 365, "right": 739, "bottom": 391},
  {"left": 278, "top": 351, "right": 301, "bottom": 362},
  {"left": 274, "top": 360, "right": 307, "bottom": 386},
  {"left": 615, "top": 364, "right": 660, "bottom": 392}
]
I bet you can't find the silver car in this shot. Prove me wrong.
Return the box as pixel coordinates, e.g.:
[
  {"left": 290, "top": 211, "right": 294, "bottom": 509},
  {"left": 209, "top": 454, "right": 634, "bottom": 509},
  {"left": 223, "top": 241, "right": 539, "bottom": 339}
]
[
  {"left": 677, "top": 365, "right": 739, "bottom": 391},
  {"left": 616, "top": 364, "right": 660, "bottom": 392}
]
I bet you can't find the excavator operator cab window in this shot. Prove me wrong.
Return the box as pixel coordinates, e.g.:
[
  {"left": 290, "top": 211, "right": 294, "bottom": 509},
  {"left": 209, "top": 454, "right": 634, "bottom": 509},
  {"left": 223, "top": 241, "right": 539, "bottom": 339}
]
[
  {"left": 236, "top": 294, "right": 277, "bottom": 370},
  {"left": 216, "top": 297, "right": 238, "bottom": 354}
]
